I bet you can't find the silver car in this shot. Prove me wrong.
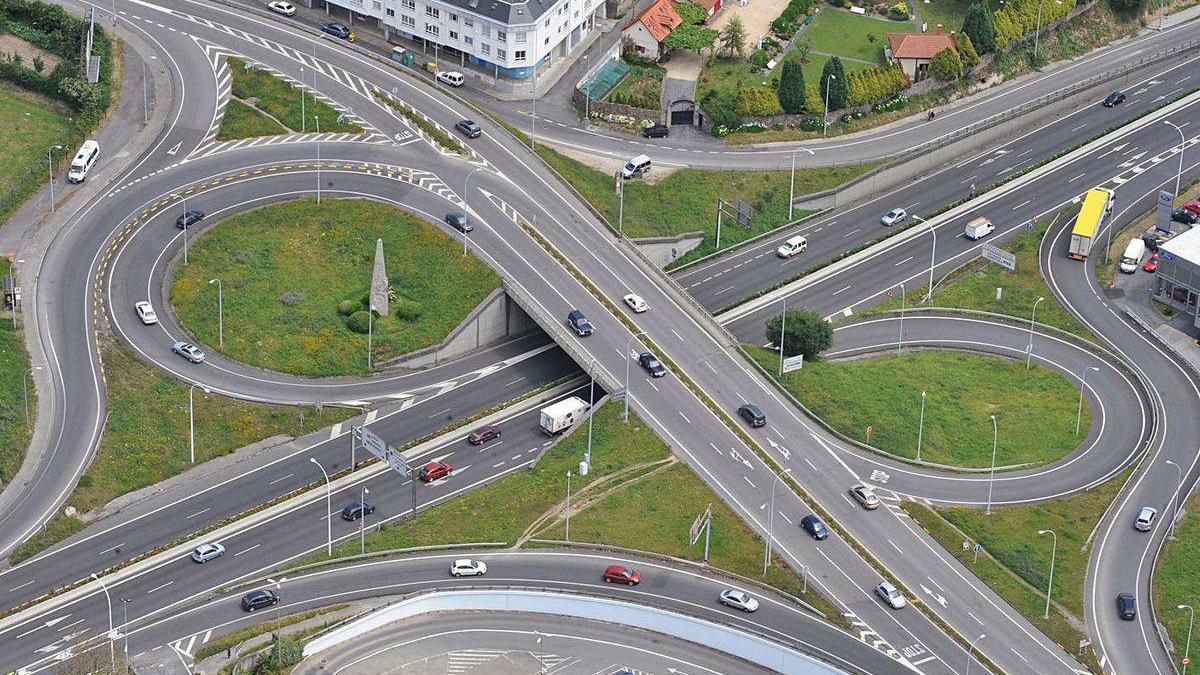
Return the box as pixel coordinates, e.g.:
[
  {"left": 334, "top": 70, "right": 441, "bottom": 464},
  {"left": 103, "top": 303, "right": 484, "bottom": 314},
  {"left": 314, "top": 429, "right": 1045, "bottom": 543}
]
[
  {"left": 849, "top": 484, "right": 881, "bottom": 510},
  {"left": 1134, "top": 506, "right": 1157, "bottom": 532},
  {"left": 875, "top": 581, "right": 906, "bottom": 609},
  {"left": 172, "top": 341, "right": 206, "bottom": 363},
  {"left": 881, "top": 207, "right": 907, "bottom": 226},
  {"left": 719, "top": 588, "right": 760, "bottom": 612},
  {"left": 191, "top": 542, "right": 225, "bottom": 563}
]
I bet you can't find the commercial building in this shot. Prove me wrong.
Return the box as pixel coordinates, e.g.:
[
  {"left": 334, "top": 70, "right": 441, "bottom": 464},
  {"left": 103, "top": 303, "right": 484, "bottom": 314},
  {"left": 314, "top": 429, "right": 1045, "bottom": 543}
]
[
  {"left": 323, "top": 0, "right": 607, "bottom": 79},
  {"left": 1153, "top": 225, "right": 1200, "bottom": 329}
]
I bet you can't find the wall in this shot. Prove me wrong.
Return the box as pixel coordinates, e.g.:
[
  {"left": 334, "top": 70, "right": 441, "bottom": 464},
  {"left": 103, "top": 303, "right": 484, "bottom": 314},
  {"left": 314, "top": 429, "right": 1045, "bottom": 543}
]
[{"left": 632, "top": 231, "right": 706, "bottom": 267}]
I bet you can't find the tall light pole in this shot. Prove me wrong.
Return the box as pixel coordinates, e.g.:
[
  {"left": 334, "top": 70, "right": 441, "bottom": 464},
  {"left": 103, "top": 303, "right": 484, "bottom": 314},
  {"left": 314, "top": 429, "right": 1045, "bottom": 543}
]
[
  {"left": 965, "top": 633, "right": 986, "bottom": 675},
  {"left": 822, "top": 74, "right": 835, "bottom": 137},
  {"left": 314, "top": 115, "right": 321, "bottom": 204},
  {"left": 585, "top": 357, "right": 596, "bottom": 467},
  {"left": 8, "top": 258, "right": 21, "bottom": 329},
  {"left": 786, "top": 148, "right": 815, "bottom": 220},
  {"left": 777, "top": 296, "right": 787, "bottom": 376},
  {"left": 912, "top": 215, "right": 936, "bottom": 303},
  {"left": 1179, "top": 604, "right": 1195, "bottom": 675},
  {"left": 23, "top": 366, "right": 42, "bottom": 430},
  {"left": 310, "top": 457, "right": 332, "bottom": 555},
  {"left": 1077, "top": 366, "right": 1099, "bottom": 435},
  {"left": 565, "top": 469, "right": 572, "bottom": 543},
  {"left": 188, "top": 383, "right": 211, "bottom": 464},
  {"left": 1034, "top": 0, "right": 1063, "bottom": 60},
  {"left": 208, "top": 278, "right": 223, "bottom": 348},
  {"left": 623, "top": 331, "right": 647, "bottom": 421},
  {"left": 47, "top": 144, "right": 63, "bottom": 214},
  {"left": 463, "top": 167, "right": 485, "bottom": 256},
  {"left": 986, "top": 414, "right": 998, "bottom": 514},
  {"left": 300, "top": 66, "right": 306, "bottom": 133},
  {"left": 916, "top": 390, "right": 926, "bottom": 464},
  {"left": 896, "top": 282, "right": 906, "bottom": 355},
  {"left": 1037, "top": 529, "right": 1057, "bottom": 619},
  {"left": 366, "top": 303, "right": 377, "bottom": 370},
  {"left": 1165, "top": 120, "right": 1186, "bottom": 202},
  {"left": 763, "top": 467, "right": 793, "bottom": 577},
  {"left": 174, "top": 193, "right": 191, "bottom": 266},
  {"left": 1166, "top": 459, "right": 1183, "bottom": 539},
  {"left": 118, "top": 597, "right": 131, "bottom": 663},
  {"left": 90, "top": 573, "right": 116, "bottom": 673},
  {"left": 266, "top": 576, "right": 287, "bottom": 658},
  {"left": 1026, "top": 296, "right": 1045, "bottom": 370},
  {"left": 359, "top": 486, "right": 369, "bottom": 555}
]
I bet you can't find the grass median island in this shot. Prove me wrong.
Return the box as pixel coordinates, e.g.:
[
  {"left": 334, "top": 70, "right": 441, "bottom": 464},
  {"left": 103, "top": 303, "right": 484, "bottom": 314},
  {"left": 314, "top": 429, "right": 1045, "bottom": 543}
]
[
  {"left": 8, "top": 342, "right": 353, "bottom": 563},
  {"left": 216, "top": 97, "right": 288, "bottom": 141},
  {"left": 0, "top": 257, "right": 34, "bottom": 486},
  {"left": 171, "top": 198, "right": 500, "bottom": 377},
  {"left": 904, "top": 471, "right": 1128, "bottom": 674},
  {"left": 746, "top": 346, "right": 1089, "bottom": 468},
  {"left": 221, "top": 57, "right": 361, "bottom": 139}
]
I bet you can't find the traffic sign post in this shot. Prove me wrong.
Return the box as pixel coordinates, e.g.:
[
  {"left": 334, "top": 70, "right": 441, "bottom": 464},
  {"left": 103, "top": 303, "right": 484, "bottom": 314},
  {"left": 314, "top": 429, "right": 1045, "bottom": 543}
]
[{"left": 690, "top": 504, "right": 713, "bottom": 563}]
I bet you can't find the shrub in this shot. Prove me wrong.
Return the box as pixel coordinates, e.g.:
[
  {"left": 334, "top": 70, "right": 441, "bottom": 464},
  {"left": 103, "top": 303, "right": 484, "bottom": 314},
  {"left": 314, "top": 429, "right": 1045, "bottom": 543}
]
[
  {"left": 337, "top": 299, "right": 355, "bottom": 316},
  {"left": 888, "top": 2, "right": 909, "bottom": 19},
  {"left": 959, "top": 32, "right": 980, "bottom": 68},
  {"left": 962, "top": 1, "right": 998, "bottom": 53},
  {"left": 777, "top": 59, "right": 806, "bottom": 113},
  {"left": 396, "top": 299, "right": 422, "bottom": 321},
  {"left": 345, "top": 310, "right": 372, "bottom": 334},
  {"left": 800, "top": 116, "right": 822, "bottom": 131},
  {"left": 701, "top": 89, "right": 743, "bottom": 129},
  {"left": 929, "top": 46, "right": 963, "bottom": 81},
  {"left": 736, "top": 86, "right": 783, "bottom": 116}
]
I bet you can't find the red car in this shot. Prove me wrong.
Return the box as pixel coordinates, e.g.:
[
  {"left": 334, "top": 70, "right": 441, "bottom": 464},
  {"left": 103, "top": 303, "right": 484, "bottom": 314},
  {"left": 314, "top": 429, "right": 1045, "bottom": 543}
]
[
  {"left": 603, "top": 564, "right": 641, "bottom": 585},
  {"left": 1143, "top": 253, "right": 1159, "bottom": 273},
  {"left": 467, "top": 426, "right": 501, "bottom": 445},
  {"left": 419, "top": 461, "right": 453, "bottom": 482},
  {"left": 1184, "top": 200, "right": 1200, "bottom": 216}
]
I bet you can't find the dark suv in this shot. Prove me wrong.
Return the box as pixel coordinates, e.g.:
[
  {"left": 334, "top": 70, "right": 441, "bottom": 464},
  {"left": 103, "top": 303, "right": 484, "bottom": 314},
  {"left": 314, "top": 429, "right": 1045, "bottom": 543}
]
[
  {"left": 638, "top": 352, "right": 667, "bottom": 378},
  {"left": 567, "top": 309, "right": 594, "bottom": 336},
  {"left": 340, "top": 501, "right": 375, "bottom": 521},
  {"left": 176, "top": 209, "right": 205, "bottom": 229},
  {"left": 737, "top": 403, "right": 766, "bottom": 428},
  {"left": 241, "top": 589, "right": 279, "bottom": 612},
  {"left": 455, "top": 119, "right": 482, "bottom": 138},
  {"left": 801, "top": 514, "right": 829, "bottom": 540},
  {"left": 322, "top": 22, "right": 353, "bottom": 40},
  {"left": 642, "top": 124, "right": 669, "bottom": 138},
  {"left": 1102, "top": 91, "right": 1125, "bottom": 107}
]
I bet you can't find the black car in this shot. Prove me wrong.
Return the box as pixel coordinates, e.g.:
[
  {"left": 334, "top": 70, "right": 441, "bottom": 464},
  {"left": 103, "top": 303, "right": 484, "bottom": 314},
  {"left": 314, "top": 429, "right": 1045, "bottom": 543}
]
[
  {"left": 638, "top": 352, "right": 667, "bottom": 378},
  {"left": 1116, "top": 592, "right": 1137, "bottom": 620},
  {"left": 176, "top": 209, "right": 205, "bottom": 229},
  {"left": 240, "top": 589, "right": 279, "bottom": 612},
  {"left": 1103, "top": 91, "right": 1125, "bottom": 107},
  {"left": 340, "top": 500, "right": 375, "bottom": 521},
  {"left": 322, "top": 22, "right": 352, "bottom": 40},
  {"left": 642, "top": 124, "right": 669, "bottom": 138},
  {"left": 1142, "top": 233, "right": 1161, "bottom": 252},
  {"left": 567, "top": 309, "right": 594, "bottom": 336},
  {"left": 445, "top": 212, "right": 473, "bottom": 233},
  {"left": 455, "top": 119, "right": 482, "bottom": 138},
  {"left": 800, "top": 514, "right": 829, "bottom": 540},
  {"left": 1172, "top": 208, "right": 1198, "bottom": 225},
  {"left": 737, "top": 403, "right": 766, "bottom": 428}
]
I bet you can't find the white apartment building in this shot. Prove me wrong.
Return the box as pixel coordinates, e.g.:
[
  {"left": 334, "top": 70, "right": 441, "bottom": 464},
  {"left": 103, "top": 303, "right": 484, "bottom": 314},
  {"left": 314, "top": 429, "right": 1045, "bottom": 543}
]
[{"left": 324, "top": 0, "right": 607, "bottom": 79}]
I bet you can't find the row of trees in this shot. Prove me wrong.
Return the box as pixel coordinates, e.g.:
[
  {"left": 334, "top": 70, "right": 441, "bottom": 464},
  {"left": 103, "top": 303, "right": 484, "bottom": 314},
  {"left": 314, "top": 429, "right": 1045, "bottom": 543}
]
[
  {"left": 962, "top": 0, "right": 1076, "bottom": 55},
  {"left": 777, "top": 56, "right": 905, "bottom": 115}
]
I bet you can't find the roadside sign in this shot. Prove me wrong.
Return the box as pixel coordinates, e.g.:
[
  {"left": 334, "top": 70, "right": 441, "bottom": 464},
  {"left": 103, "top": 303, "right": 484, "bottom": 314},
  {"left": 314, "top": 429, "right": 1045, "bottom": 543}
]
[
  {"left": 690, "top": 504, "right": 712, "bottom": 546},
  {"left": 384, "top": 447, "right": 408, "bottom": 475},
  {"left": 865, "top": 425, "right": 873, "bottom": 442},
  {"left": 1158, "top": 190, "right": 1175, "bottom": 234},
  {"left": 356, "top": 426, "right": 388, "bottom": 460},
  {"left": 1183, "top": 657, "right": 1191, "bottom": 666},
  {"left": 782, "top": 353, "right": 804, "bottom": 373},
  {"left": 1025, "top": 220, "right": 1034, "bottom": 232},
  {"left": 981, "top": 243, "right": 1016, "bottom": 271}
]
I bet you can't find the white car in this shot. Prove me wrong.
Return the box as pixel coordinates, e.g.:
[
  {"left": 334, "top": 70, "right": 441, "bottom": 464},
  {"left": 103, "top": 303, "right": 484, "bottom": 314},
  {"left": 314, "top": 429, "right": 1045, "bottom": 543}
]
[
  {"left": 436, "top": 70, "right": 465, "bottom": 87},
  {"left": 623, "top": 293, "right": 648, "bottom": 313},
  {"left": 191, "top": 542, "right": 225, "bottom": 563},
  {"left": 875, "top": 581, "right": 906, "bottom": 609},
  {"left": 776, "top": 234, "right": 808, "bottom": 259},
  {"left": 719, "top": 588, "right": 760, "bottom": 612},
  {"left": 1134, "top": 506, "right": 1158, "bottom": 532},
  {"left": 881, "top": 207, "right": 907, "bottom": 226},
  {"left": 450, "top": 559, "right": 488, "bottom": 577},
  {"left": 135, "top": 301, "right": 158, "bottom": 325},
  {"left": 267, "top": 1, "right": 297, "bottom": 16}
]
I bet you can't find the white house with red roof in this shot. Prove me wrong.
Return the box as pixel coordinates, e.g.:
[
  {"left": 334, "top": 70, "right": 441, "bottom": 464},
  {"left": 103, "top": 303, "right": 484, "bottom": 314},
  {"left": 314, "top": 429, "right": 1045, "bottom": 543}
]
[
  {"left": 622, "top": 0, "right": 683, "bottom": 61},
  {"left": 886, "top": 30, "right": 958, "bottom": 82}
]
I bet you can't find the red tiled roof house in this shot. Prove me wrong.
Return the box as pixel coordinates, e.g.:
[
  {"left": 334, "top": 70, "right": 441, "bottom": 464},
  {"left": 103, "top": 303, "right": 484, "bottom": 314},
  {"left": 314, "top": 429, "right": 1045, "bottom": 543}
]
[
  {"left": 886, "top": 30, "right": 958, "bottom": 82},
  {"left": 622, "top": 0, "right": 683, "bottom": 61}
]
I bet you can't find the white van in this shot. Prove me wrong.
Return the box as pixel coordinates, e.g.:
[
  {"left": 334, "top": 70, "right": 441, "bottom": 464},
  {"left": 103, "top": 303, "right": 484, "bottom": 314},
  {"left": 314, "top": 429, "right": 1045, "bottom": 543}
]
[
  {"left": 1119, "top": 238, "right": 1146, "bottom": 274},
  {"left": 620, "top": 154, "right": 652, "bottom": 179},
  {"left": 964, "top": 216, "right": 994, "bottom": 241},
  {"left": 67, "top": 140, "right": 100, "bottom": 184},
  {"left": 436, "top": 70, "right": 464, "bottom": 87},
  {"left": 776, "top": 234, "right": 808, "bottom": 258}
]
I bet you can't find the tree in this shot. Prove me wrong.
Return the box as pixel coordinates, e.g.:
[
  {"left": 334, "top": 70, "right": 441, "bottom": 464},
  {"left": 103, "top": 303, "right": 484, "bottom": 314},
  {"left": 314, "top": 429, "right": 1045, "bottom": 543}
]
[
  {"left": 962, "top": 0, "right": 997, "bottom": 53},
  {"left": 1107, "top": 0, "right": 1145, "bottom": 12},
  {"left": 737, "top": 86, "right": 783, "bottom": 115},
  {"left": 777, "top": 59, "right": 806, "bottom": 113},
  {"left": 804, "top": 82, "right": 824, "bottom": 113},
  {"left": 675, "top": 2, "right": 709, "bottom": 25},
  {"left": 718, "top": 16, "right": 748, "bottom": 58},
  {"left": 819, "top": 56, "right": 849, "bottom": 112},
  {"left": 794, "top": 39, "right": 811, "bottom": 63},
  {"left": 929, "top": 46, "right": 963, "bottom": 81},
  {"left": 664, "top": 23, "right": 718, "bottom": 54},
  {"left": 765, "top": 309, "right": 834, "bottom": 360},
  {"left": 958, "top": 32, "right": 980, "bottom": 69}
]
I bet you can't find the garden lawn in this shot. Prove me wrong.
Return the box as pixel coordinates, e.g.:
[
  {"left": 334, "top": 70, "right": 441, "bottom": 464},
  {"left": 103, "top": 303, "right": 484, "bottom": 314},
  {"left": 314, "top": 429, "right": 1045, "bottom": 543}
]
[
  {"left": 171, "top": 198, "right": 501, "bottom": 377},
  {"left": 803, "top": 7, "right": 913, "bottom": 65},
  {"left": 0, "top": 81, "right": 73, "bottom": 221},
  {"left": 697, "top": 57, "right": 778, "bottom": 103},
  {"left": 914, "top": 0, "right": 998, "bottom": 35},
  {"left": 0, "top": 257, "right": 33, "bottom": 486},
  {"left": 227, "top": 57, "right": 361, "bottom": 134},
  {"left": 746, "top": 347, "right": 1087, "bottom": 468},
  {"left": 787, "top": 52, "right": 872, "bottom": 90},
  {"left": 216, "top": 97, "right": 288, "bottom": 141},
  {"left": 607, "top": 64, "right": 665, "bottom": 109},
  {"left": 9, "top": 342, "right": 353, "bottom": 563},
  {"left": 1157, "top": 490, "right": 1200, "bottom": 667}
]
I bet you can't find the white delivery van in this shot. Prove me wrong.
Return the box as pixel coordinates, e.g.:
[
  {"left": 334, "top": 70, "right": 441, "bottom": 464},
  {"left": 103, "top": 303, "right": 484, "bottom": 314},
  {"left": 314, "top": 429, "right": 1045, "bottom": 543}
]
[
  {"left": 436, "top": 70, "right": 464, "bottom": 87},
  {"left": 620, "top": 154, "right": 652, "bottom": 179},
  {"left": 67, "top": 140, "right": 100, "bottom": 184},
  {"left": 776, "top": 234, "right": 808, "bottom": 258},
  {"left": 1119, "top": 238, "right": 1146, "bottom": 274},
  {"left": 964, "top": 216, "right": 994, "bottom": 241},
  {"left": 539, "top": 396, "right": 589, "bottom": 435}
]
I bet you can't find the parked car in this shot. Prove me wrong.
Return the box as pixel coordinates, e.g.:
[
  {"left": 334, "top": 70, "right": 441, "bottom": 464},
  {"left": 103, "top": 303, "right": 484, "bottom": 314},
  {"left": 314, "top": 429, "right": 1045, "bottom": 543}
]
[
  {"left": 566, "top": 309, "right": 594, "bottom": 336},
  {"left": 776, "top": 234, "right": 808, "bottom": 259},
  {"left": 445, "top": 212, "right": 473, "bottom": 233},
  {"left": 455, "top": 119, "right": 482, "bottom": 138},
  {"left": 175, "top": 209, "right": 204, "bottom": 229},
  {"left": 881, "top": 207, "right": 907, "bottom": 227},
  {"left": 638, "top": 352, "right": 667, "bottom": 378},
  {"left": 171, "top": 341, "right": 206, "bottom": 364},
  {"left": 1184, "top": 200, "right": 1200, "bottom": 215},
  {"left": 875, "top": 581, "right": 907, "bottom": 609},
  {"left": 1102, "top": 91, "right": 1125, "bottom": 107},
  {"left": 642, "top": 124, "right": 669, "bottom": 138},
  {"left": 719, "top": 589, "right": 760, "bottom": 612},
  {"left": 240, "top": 589, "right": 279, "bottom": 612},
  {"left": 191, "top": 542, "right": 225, "bottom": 563},
  {"left": 1134, "top": 506, "right": 1158, "bottom": 532},
  {"left": 1116, "top": 592, "right": 1137, "bottom": 620},
  {"left": 1143, "top": 253, "right": 1159, "bottom": 273},
  {"left": 450, "top": 559, "right": 488, "bottom": 577},
  {"left": 849, "top": 483, "right": 881, "bottom": 510},
  {"left": 467, "top": 425, "right": 501, "bottom": 445},
  {"left": 436, "top": 70, "right": 465, "bottom": 87},
  {"left": 1142, "top": 233, "right": 1162, "bottom": 252},
  {"left": 134, "top": 301, "right": 158, "bottom": 325},
  {"left": 800, "top": 514, "right": 829, "bottom": 540},
  {"left": 737, "top": 403, "right": 766, "bottom": 428},
  {"left": 267, "top": 1, "right": 296, "bottom": 16},
  {"left": 1172, "top": 208, "right": 1199, "bottom": 225},
  {"left": 603, "top": 564, "right": 641, "bottom": 585},
  {"left": 322, "top": 22, "right": 354, "bottom": 41},
  {"left": 623, "top": 293, "right": 648, "bottom": 313},
  {"left": 419, "top": 461, "right": 453, "bottom": 482},
  {"left": 340, "top": 500, "right": 375, "bottom": 521}
]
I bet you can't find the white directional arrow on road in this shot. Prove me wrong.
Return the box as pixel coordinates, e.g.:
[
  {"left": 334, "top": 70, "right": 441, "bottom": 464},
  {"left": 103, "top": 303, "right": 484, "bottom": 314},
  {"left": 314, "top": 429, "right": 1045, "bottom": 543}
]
[
  {"left": 728, "top": 448, "right": 754, "bottom": 471},
  {"left": 1120, "top": 151, "right": 1147, "bottom": 167},
  {"left": 1095, "top": 142, "right": 1127, "bottom": 159},
  {"left": 42, "top": 615, "right": 70, "bottom": 628},
  {"left": 767, "top": 438, "right": 791, "bottom": 461},
  {"left": 920, "top": 583, "right": 948, "bottom": 608}
]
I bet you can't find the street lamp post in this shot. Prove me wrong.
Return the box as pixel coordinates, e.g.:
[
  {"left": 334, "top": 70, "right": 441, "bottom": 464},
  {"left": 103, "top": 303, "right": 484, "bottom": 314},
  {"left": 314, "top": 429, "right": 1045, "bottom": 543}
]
[
  {"left": 965, "top": 633, "right": 986, "bottom": 675},
  {"left": 23, "top": 366, "right": 42, "bottom": 430},
  {"left": 90, "top": 573, "right": 116, "bottom": 673},
  {"left": 916, "top": 390, "right": 926, "bottom": 464},
  {"left": 585, "top": 357, "right": 597, "bottom": 466},
  {"left": 787, "top": 149, "right": 815, "bottom": 219},
  {"left": 47, "top": 144, "right": 63, "bottom": 214},
  {"left": 1166, "top": 459, "right": 1183, "bottom": 539},
  {"left": 1037, "top": 529, "right": 1057, "bottom": 619},
  {"left": 208, "top": 278, "right": 223, "bottom": 348},
  {"left": 367, "top": 304, "right": 375, "bottom": 371},
  {"left": 1179, "top": 604, "right": 1196, "bottom": 675},
  {"left": 1026, "top": 296, "right": 1045, "bottom": 370},
  {"left": 188, "top": 383, "right": 211, "bottom": 464},
  {"left": 8, "top": 258, "right": 21, "bottom": 329},
  {"left": 314, "top": 115, "right": 321, "bottom": 204},
  {"left": 310, "top": 457, "right": 332, "bottom": 555},
  {"left": 822, "top": 74, "right": 835, "bottom": 137},
  {"left": 565, "top": 470, "right": 572, "bottom": 544},
  {"left": 359, "top": 486, "right": 369, "bottom": 555},
  {"left": 1034, "top": 0, "right": 1064, "bottom": 61},
  {"left": 266, "top": 576, "right": 287, "bottom": 658},
  {"left": 623, "top": 331, "right": 647, "bottom": 421},
  {"left": 119, "top": 597, "right": 131, "bottom": 663},
  {"left": 986, "top": 414, "right": 998, "bottom": 514},
  {"left": 778, "top": 296, "right": 787, "bottom": 376},
  {"left": 1165, "top": 121, "right": 1187, "bottom": 202},
  {"left": 175, "top": 193, "right": 191, "bottom": 266},
  {"left": 1077, "top": 367, "right": 1099, "bottom": 435},
  {"left": 763, "top": 467, "right": 793, "bottom": 577},
  {"left": 912, "top": 215, "right": 936, "bottom": 302},
  {"left": 301, "top": 66, "right": 306, "bottom": 133},
  {"left": 897, "top": 282, "right": 906, "bottom": 355}
]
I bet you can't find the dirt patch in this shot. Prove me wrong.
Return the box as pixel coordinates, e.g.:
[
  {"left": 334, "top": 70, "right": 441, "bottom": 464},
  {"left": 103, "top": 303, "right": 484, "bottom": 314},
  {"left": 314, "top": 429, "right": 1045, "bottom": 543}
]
[
  {"left": 552, "top": 144, "right": 681, "bottom": 185},
  {"left": 0, "top": 35, "right": 62, "bottom": 72},
  {"left": 711, "top": 0, "right": 792, "bottom": 54}
]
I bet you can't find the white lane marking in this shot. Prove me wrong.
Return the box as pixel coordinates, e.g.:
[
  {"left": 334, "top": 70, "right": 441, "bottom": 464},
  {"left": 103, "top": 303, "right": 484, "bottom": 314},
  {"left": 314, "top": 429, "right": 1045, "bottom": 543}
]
[
  {"left": 267, "top": 473, "right": 294, "bottom": 486},
  {"left": 186, "top": 508, "right": 210, "bottom": 520},
  {"left": 893, "top": 256, "right": 914, "bottom": 267},
  {"left": 671, "top": 329, "right": 685, "bottom": 341},
  {"left": 743, "top": 475, "right": 756, "bottom": 488},
  {"left": 330, "top": 423, "right": 342, "bottom": 439},
  {"left": 1012, "top": 199, "right": 1032, "bottom": 210},
  {"left": 504, "top": 377, "right": 526, "bottom": 387},
  {"left": 714, "top": 285, "right": 736, "bottom": 296},
  {"left": 145, "top": 580, "right": 174, "bottom": 594},
  {"left": 364, "top": 409, "right": 378, "bottom": 424},
  {"left": 1066, "top": 172, "right": 1087, "bottom": 182},
  {"left": 678, "top": 411, "right": 692, "bottom": 424},
  {"left": 428, "top": 408, "right": 451, "bottom": 419},
  {"left": 8, "top": 580, "right": 35, "bottom": 593},
  {"left": 832, "top": 285, "right": 852, "bottom": 296},
  {"left": 234, "top": 544, "right": 262, "bottom": 557},
  {"left": 912, "top": 655, "right": 937, "bottom": 665}
]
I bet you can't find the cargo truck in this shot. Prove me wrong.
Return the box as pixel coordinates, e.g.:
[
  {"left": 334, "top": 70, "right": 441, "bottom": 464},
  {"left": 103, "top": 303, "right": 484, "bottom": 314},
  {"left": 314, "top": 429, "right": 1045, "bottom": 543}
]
[
  {"left": 1068, "top": 188, "right": 1115, "bottom": 260},
  {"left": 539, "top": 397, "right": 589, "bottom": 435}
]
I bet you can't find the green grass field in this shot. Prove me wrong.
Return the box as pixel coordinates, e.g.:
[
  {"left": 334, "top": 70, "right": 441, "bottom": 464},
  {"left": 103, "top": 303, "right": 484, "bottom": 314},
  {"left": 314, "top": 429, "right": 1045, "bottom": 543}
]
[
  {"left": 0, "top": 81, "right": 74, "bottom": 223},
  {"left": 788, "top": 52, "right": 873, "bottom": 89},
  {"left": 607, "top": 65, "right": 665, "bottom": 109},
  {"left": 0, "top": 257, "right": 33, "bottom": 487},
  {"left": 747, "top": 347, "right": 1088, "bottom": 468},
  {"left": 171, "top": 198, "right": 501, "bottom": 377},
  {"left": 804, "top": 8, "right": 913, "bottom": 64},
  {"left": 1157, "top": 493, "right": 1200, "bottom": 667},
  {"left": 216, "top": 97, "right": 288, "bottom": 141},
  {"left": 696, "top": 57, "right": 779, "bottom": 104},
  {"left": 227, "top": 57, "right": 362, "bottom": 135}
]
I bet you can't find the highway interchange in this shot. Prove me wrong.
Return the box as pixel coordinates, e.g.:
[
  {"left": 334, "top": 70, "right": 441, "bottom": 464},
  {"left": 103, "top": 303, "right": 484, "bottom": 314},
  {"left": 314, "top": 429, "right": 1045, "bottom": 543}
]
[{"left": 0, "top": 0, "right": 1198, "bottom": 673}]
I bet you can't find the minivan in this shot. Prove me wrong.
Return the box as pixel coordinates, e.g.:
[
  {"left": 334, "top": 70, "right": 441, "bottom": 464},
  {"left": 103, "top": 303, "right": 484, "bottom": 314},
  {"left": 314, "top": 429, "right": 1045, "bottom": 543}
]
[
  {"left": 1119, "top": 238, "right": 1146, "bottom": 274},
  {"left": 963, "top": 216, "right": 994, "bottom": 241},
  {"left": 620, "top": 154, "right": 652, "bottom": 179},
  {"left": 67, "top": 140, "right": 100, "bottom": 183},
  {"left": 776, "top": 235, "right": 808, "bottom": 258},
  {"left": 737, "top": 403, "right": 766, "bottom": 428},
  {"left": 437, "top": 71, "right": 465, "bottom": 87}
]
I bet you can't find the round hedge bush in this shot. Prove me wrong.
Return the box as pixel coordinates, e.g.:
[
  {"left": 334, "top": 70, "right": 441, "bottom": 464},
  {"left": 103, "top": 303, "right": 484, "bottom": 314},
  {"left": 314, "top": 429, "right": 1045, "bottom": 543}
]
[
  {"left": 337, "top": 299, "right": 356, "bottom": 316},
  {"left": 396, "top": 299, "right": 422, "bottom": 322},
  {"left": 345, "top": 310, "right": 372, "bottom": 334}
]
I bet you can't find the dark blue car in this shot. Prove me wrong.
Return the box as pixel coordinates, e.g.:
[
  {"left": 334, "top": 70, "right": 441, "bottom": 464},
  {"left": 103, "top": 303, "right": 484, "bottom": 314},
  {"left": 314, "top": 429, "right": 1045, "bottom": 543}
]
[{"left": 801, "top": 514, "right": 829, "bottom": 540}]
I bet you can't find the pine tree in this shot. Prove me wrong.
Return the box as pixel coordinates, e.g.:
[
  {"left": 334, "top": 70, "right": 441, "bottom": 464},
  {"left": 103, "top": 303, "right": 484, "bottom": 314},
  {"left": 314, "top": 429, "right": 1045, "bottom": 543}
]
[
  {"left": 929, "top": 46, "right": 964, "bottom": 81},
  {"left": 958, "top": 33, "right": 980, "bottom": 69},
  {"left": 820, "top": 57, "right": 849, "bottom": 112},
  {"left": 804, "top": 83, "right": 824, "bottom": 113},
  {"left": 777, "top": 59, "right": 807, "bottom": 114},
  {"left": 718, "top": 16, "right": 748, "bottom": 59},
  {"left": 962, "top": 0, "right": 998, "bottom": 53}
]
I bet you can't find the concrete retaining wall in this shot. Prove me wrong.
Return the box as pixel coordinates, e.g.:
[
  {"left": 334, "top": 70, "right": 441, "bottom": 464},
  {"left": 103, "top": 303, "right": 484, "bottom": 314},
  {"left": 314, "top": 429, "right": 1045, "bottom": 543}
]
[{"left": 632, "top": 231, "right": 706, "bottom": 267}]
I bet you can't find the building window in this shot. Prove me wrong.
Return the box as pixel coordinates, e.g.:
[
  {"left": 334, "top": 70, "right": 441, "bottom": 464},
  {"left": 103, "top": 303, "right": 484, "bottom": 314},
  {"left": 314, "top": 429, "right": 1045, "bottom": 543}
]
[
  {"left": 464, "top": 16, "right": 473, "bottom": 26},
  {"left": 515, "top": 50, "right": 526, "bottom": 61},
  {"left": 497, "top": 30, "right": 507, "bottom": 43},
  {"left": 481, "top": 43, "right": 490, "bottom": 54},
  {"left": 425, "top": 6, "right": 439, "bottom": 17},
  {"left": 497, "top": 48, "right": 506, "bottom": 59},
  {"left": 425, "top": 23, "right": 439, "bottom": 35},
  {"left": 464, "top": 35, "right": 473, "bottom": 45},
  {"left": 516, "top": 32, "right": 526, "bottom": 43},
  {"left": 401, "top": 0, "right": 414, "bottom": 9},
  {"left": 401, "top": 14, "right": 415, "bottom": 26},
  {"left": 449, "top": 30, "right": 458, "bottom": 39},
  {"left": 449, "top": 12, "right": 458, "bottom": 21},
  {"left": 386, "top": 8, "right": 394, "bottom": 16},
  {"left": 560, "top": 21, "right": 567, "bottom": 32},
  {"left": 544, "top": 36, "right": 549, "bottom": 45},
  {"left": 482, "top": 25, "right": 491, "bottom": 37},
  {"left": 544, "top": 19, "right": 550, "bottom": 27},
  {"left": 373, "top": 0, "right": 382, "bottom": 9}
]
